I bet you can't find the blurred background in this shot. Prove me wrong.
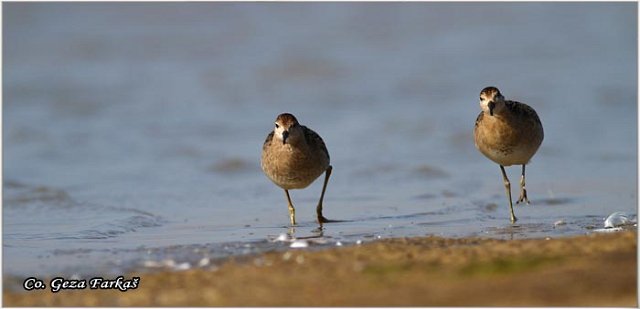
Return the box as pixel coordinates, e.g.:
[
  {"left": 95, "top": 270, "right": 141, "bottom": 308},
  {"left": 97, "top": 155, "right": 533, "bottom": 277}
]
[{"left": 4, "top": 2, "right": 637, "bottom": 277}]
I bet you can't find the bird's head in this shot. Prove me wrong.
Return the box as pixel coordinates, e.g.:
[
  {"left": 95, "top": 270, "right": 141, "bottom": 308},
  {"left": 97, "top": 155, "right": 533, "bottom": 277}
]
[
  {"left": 479, "top": 86, "right": 505, "bottom": 116},
  {"left": 273, "top": 113, "right": 304, "bottom": 145}
]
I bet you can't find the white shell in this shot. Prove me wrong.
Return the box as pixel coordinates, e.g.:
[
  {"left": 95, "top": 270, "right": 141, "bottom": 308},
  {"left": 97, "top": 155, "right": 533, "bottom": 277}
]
[{"left": 604, "top": 212, "right": 633, "bottom": 228}]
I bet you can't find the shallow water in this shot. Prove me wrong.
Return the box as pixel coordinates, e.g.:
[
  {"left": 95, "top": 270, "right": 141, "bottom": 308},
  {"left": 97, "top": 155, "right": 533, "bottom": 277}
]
[{"left": 3, "top": 3, "right": 637, "bottom": 278}]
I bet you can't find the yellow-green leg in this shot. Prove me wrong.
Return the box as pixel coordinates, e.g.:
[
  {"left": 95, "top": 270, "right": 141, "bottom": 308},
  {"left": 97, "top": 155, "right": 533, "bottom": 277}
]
[
  {"left": 316, "top": 165, "right": 333, "bottom": 224},
  {"left": 500, "top": 165, "right": 517, "bottom": 223},
  {"left": 284, "top": 189, "right": 296, "bottom": 226},
  {"left": 516, "top": 164, "right": 530, "bottom": 205}
]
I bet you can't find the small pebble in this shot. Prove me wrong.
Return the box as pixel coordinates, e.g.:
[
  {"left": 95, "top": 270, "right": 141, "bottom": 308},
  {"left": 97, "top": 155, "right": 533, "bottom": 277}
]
[
  {"left": 198, "top": 257, "right": 210, "bottom": 267},
  {"left": 290, "top": 240, "right": 309, "bottom": 248},
  {"left": 162, "top": 259, "right": 176, "bottom": 268},
  {"left": 553, "top": 220, "right": 566, "bottom": 227},
  {"left": 282, "top": 252, "right": 292, "bottom": 261},
  {"left": 275, "top": 233, "right": 289, "bottom": 242},
  {"left": 143, "top": 260, "right": 161, "bottom": 268},
  {"left": 173, "top": 262, "right": 191, "bottom": 271}
]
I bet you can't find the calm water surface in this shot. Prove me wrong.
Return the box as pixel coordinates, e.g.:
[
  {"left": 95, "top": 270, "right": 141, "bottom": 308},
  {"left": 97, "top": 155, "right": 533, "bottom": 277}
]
[{"left": 4, "top": 3, "right": 637, "bottom": 278}]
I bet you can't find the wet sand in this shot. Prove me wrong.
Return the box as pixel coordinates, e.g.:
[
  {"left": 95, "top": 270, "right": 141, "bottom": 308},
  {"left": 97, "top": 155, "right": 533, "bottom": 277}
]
[{"left": 5, "top": 230, "right": 636, "bottom": 306}]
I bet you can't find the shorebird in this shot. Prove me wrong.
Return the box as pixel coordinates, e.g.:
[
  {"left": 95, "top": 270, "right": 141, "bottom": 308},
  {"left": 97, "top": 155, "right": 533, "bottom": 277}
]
[
  {"left": 474, "top": 86, "right": 544, "bottom": 223},
  {"left": 261, "top": 113, "right": 333, "bottom": 226}
]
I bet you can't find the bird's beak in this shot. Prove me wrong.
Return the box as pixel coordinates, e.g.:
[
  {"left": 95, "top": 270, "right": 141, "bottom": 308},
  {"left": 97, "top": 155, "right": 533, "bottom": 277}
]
[
  {"left": 282, "top": 131, "right": 289, "bottom": 144},
  {"left": 488, "top": 101, "right": 495, "bottom": 116}
]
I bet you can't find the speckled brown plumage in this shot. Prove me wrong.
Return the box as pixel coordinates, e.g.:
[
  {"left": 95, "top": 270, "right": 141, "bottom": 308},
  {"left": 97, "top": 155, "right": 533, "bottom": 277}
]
[
  {"left": 261, "top": 113, "right": 333, "bottom": 225},
  {"left": 474, "top": 87, "right": 544, "bottom": 223},
  {"left": 475, "top": 100, "right": 543, "bottom": 165}
]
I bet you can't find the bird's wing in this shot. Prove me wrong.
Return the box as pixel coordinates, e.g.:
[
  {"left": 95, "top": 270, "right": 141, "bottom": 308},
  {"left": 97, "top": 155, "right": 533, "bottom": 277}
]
[
  {"left": 506, "top": 100, "right": 542, "bottom": 126},
  {"left": 474, "top": 111, "right": 485, "bottom": 129},
  {"left": 262, "top": 131, "right": 275, "bottom": 151},
  {"left": 302, "top": 126, "right": 330, "bottom": 161}
]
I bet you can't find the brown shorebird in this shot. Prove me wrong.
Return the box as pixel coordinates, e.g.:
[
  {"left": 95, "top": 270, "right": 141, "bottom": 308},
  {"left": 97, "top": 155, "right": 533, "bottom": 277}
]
[
  {"left": 261, "top": 113, "right": 333, "bottom": 226},
  {"left": 474, "top": 86, "right": 544, "bottom": 223}
]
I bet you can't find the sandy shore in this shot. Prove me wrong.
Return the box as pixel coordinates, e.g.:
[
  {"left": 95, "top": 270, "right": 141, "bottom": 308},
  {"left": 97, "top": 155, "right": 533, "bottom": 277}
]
[{"left": 4, "top": 230, "right": 636, "bottom": 306}]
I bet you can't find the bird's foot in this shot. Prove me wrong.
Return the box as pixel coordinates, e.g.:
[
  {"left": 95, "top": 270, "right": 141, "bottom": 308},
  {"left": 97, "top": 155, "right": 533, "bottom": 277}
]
[
  {"left": 318, "top": 215, "right": 331, "bottom": 224},
  {"left": 510, "top": 215, "right": 518, "bottom": 224},
  {"left": 318, "top": 215, "right": 346, "bottom": 224},
  {"left": 516, "top": 189, "right": 530, "bottom": 205}
]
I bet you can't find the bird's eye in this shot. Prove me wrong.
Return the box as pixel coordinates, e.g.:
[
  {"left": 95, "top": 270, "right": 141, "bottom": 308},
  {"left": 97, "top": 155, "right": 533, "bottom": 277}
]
[{"left": 275, "top": 123, "right": 280, "bottom": 129}]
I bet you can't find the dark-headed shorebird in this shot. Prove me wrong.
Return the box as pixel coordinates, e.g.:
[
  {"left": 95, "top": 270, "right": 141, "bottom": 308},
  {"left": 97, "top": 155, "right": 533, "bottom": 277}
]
[
  {"left": 261, "top": 113, "right": 333, "bottom": 226},
  {"left": 474, "top": 87, "right": 544, "bottom": 223}
]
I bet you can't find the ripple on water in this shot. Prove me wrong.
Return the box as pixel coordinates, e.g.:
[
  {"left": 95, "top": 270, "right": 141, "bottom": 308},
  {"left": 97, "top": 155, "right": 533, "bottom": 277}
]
[
  {"left": 4, "top": 181, "right": 166, "bottom": 242},
  {"left": 412, "top": 165, "right": 450, "bottom": 179},
  {"left": 4, "top": 180, "right": 72, "bottom": 206},
  {"left": 208, "top": 157, "right": 258, "bottom": 174},
  {"left": 536, "top": 197, "right": 574, "bottom": 206}
]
